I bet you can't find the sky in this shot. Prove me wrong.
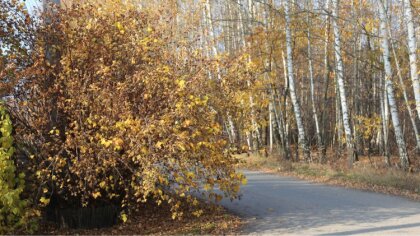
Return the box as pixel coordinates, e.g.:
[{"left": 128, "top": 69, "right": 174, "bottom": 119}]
[{"left": 25, "top": 0, "right": 43, "bottom": 15}]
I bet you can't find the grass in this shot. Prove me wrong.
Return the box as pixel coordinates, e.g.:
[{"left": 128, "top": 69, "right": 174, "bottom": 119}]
[{"left": 237, "top": 153, "right": 420, "bottom": 200}]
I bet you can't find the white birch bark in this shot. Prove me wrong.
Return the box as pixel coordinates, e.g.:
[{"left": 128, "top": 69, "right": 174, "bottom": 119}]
[
  {"left": 269, "top": 103, "right": 274, "bottom": 152},
  {"left": 402, "top": 0, "right": 420, "bottom": 120},
  {"left": 334, "top": 72, "right": 343, "bottom": 149},
  {"left": 284, "top": 0, "right": 311, "bottom": 161},
  {"left": 271, "top": 90, "right": 290, "bottom": 158},
  {"left": 387, "top": 23, "right": 420, "bottom": 152},
  {"left": 281, "top": 51, "right": 290, "bottom": 155},
  {"left": 378, "top": 0, "right": 409, "bottom": 170},
  {"left": 381, "top": 75, "right": 391, "bottom": 165},
  {"left": 332, "top": 0, "right": 356, "bottom": 166}
]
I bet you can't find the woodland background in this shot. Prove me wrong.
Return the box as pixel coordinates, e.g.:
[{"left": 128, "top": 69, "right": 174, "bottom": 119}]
[{"left": 0, "top": 0, "right": 419, "bottom": 233}]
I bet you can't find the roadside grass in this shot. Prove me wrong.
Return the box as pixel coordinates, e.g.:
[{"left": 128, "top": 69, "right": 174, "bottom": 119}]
[{"left": 237, "top": 153, "right": 420, "bottom": 200}]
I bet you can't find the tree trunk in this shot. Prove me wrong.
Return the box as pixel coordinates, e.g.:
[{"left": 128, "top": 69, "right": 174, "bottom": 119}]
[
  {"left": 381, "top": 75, "right": 391, "bottom": 166},
  {"left": 387, "top": 21, "right": 420, "bottom": 153},
  {"left": 284, "top": 0, "right": 311, "bottom": 162},
  {"left": 378, "top": 0, "right": 409, "bottom": 170},
  {"left": 320, "top": 0, "right": 331, "bottom": 163},
  {"left": 402, "top": 0, "right": 420, "bottom": 120},
  {"left": 332, "top": 0, "right": 357, "bottom": 167}
]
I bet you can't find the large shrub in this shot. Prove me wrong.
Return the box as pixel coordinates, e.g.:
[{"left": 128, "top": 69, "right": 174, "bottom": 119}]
[
  {"left": 0, "top": 105, "right": 37, "bottom": 233},
  {"left": 6, "top": 0, "right": 245, "bottom": 219}
]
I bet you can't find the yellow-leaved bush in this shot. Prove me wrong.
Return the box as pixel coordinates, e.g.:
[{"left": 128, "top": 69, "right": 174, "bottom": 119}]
[
  {"left": 0, "top": 105, "right": 39, "bottom": 234},
  {"left": 7, "top": 0, "right": 245, "bottom": 219}
]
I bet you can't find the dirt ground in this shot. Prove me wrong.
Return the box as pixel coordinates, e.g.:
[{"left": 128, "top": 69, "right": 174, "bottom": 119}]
[{"left": 38, "top": 199, "right": 242, "bottom": 235}]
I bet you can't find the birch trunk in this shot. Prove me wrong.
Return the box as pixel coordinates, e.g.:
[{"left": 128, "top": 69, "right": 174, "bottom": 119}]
[
  {"left": 269, "top": 103, "right": 274, "bottom": 152},
  {"left": 381, "top": 75, "right": 391, "bottom": 165},
  {"left": 387, "top": 23, "right": 420, "bottom": 152},
  {"left": 332, "top": 0, "right": 357, "bottom": 166},
  {"left": 378, "top": 0, "right": 409, "bottom": 170},
  {"left": 281, "top": 51, "right": 292, "bottom": 159},
  {"left": 402, "top": 0, "right": 420, "bottom": 120},
  {"left": 272, "top": 91, "right": 291, "bottom": 159},
  {"left": 284, "top": 0, "right": 311, "bottom": 161}
]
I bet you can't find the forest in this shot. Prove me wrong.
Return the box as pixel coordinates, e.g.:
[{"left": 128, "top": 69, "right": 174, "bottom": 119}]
[{"left": 0, "top": 0, "right": 419, "bottom": 234}]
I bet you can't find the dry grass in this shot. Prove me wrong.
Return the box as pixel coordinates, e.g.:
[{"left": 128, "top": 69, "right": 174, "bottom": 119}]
[{"left": 237, "top": 153, "right": 420, "bottom": 200}]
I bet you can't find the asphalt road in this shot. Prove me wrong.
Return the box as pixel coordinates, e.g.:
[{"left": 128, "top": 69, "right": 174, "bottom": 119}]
[{"left": 219, "top": 171, "right": 420, "bottom": 235}]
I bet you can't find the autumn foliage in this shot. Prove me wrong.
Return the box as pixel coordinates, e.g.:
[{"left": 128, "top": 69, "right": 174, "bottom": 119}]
[{"left": 1, "top": 0, "right": 247, "bottom": 228}]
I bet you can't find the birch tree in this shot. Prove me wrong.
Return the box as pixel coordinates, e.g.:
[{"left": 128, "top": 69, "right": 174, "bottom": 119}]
[
  {"left": 284, "top": 0, "right": 311, "bottom": 161},
  {"left": 331, "top": 0, "right": 357, "bottom": 166},
  {"left": 402, "top": 0, "right": 420, "bottom": 120},
  {"left": 378, "top": 0, "right": 410, "bottom": 170}
]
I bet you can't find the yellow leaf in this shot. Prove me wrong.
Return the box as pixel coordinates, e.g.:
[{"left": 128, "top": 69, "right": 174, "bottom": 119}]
[
  {"left": 141, "top": 146, "right": 148, "bottom": 154},
  {"left": 86, "top": 21, "right": 92, "bottom": 30},
  {"left": 177, "top": 79, "right": 186, "bottom": 89},
  {"left": 100, "top": 138, "right": 112, "bottom": 148},
  {"left": 203, "top": 184, "right": 211, "bottom": 191},
  {"left": 92, "top": 191, "right": 101, "bottom": 199},
  {"left": 155, "top": 141, "right": 163, "bottom": 149},
  {"left": 115, "top": 21, "right": 124, "bottom": 31},
  {"left": 177, "top": 143, "right": 186, "bottom": 151},
  {"left": 183, "top": 119, "right": 192, "bottom": 127},
  {"left": 121, "top": 213, "right": 128, "bottom": 223},
  {"left": 186, "top": 171, "right": 195, "bottom": 179},
  {"left": 39, "top": 197, "right": 50, "bottom": 205}
]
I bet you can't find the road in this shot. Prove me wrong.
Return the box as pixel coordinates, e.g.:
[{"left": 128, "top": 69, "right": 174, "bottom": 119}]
[{"left": 219, "top": 171, "right": 420, "bottom": 235}]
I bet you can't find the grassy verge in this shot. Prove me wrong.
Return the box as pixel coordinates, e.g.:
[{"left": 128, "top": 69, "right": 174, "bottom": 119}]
[
  {"left": 238, "top": 153, "right": 420, "bottom": 201},
  {"left": 39, "top": 200, "right": 242, "bottom": 235}
]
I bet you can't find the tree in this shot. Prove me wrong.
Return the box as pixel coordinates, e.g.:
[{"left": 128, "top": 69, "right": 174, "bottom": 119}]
[
  {"left": 378, "top": 0, "right": 409, "bottom": 170},
  {"left": 402, "top": 0, "right": 420, "bottom": 120},
  {"left": 331, "top": 0, "right": 357, "bottom": 166},
  {"left": 306, "top": 0, "right": 322, "bottom": 160},
  {"left": 284, "top": 0, "right": 311, "bottom": 161},
  {"left": 8, "top": 0, "right": 245, "bottom": 219}
]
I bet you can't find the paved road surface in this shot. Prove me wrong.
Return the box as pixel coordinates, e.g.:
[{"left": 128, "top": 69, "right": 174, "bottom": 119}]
[{"left": 219, "top": 171, "right": 420, "bottom": 235}]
